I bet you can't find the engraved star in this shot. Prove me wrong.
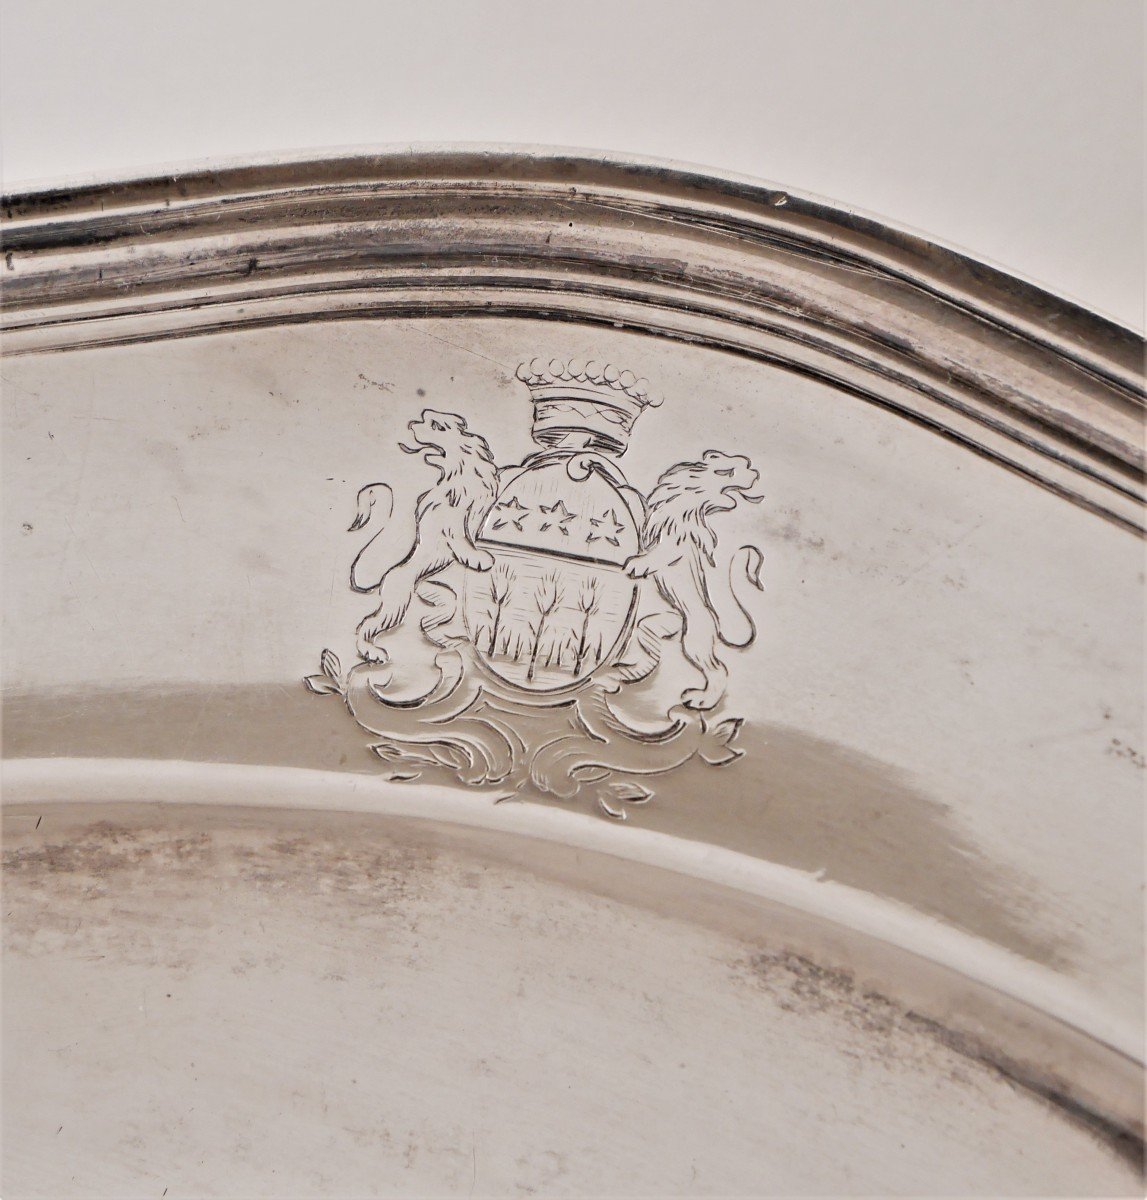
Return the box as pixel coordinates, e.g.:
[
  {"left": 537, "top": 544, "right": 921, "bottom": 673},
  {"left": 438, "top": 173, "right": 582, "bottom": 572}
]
[
  {"left": 586, "top": 508, "right": 626, "bottom": 548},
  {"left": 490, "top": 496, "right": 529, "bottom": 532},
  {"left": 538, "top": 499, "right": 576, "bottom": 535}
]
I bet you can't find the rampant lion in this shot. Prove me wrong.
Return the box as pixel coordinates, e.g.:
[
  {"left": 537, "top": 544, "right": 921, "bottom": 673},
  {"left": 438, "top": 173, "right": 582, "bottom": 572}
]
[
  {"left": 354, "top": 410, "right": 499, "bottom": 662},
  {"left": 624, "top": 450, "right": 764, "bottom": 710}
]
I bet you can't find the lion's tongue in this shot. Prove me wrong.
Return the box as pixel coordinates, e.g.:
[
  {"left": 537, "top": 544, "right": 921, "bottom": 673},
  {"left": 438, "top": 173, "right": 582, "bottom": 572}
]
[{"left": 398, "top": 442, "right": 424, "bottom": 455}]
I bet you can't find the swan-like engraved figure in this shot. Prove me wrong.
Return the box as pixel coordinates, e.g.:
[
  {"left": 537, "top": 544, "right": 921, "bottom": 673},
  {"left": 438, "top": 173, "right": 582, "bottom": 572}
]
[
  {"left": 354, "top": 410, "right": 499, "bottom": 662},
  {"left": 624, "top": 450, "right": 764, "bottom": 710}
]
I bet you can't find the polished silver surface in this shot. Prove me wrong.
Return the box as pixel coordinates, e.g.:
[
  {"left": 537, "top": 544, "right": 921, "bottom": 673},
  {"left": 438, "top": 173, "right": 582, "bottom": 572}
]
[{"left": 2, "top": 150, "right": 1144, "bottom": 1196}]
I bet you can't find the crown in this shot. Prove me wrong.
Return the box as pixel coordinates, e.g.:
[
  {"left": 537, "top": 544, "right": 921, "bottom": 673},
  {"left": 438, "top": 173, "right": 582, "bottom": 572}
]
[{"left": 515, "top": 358, "right": 661, "bottom": 454}]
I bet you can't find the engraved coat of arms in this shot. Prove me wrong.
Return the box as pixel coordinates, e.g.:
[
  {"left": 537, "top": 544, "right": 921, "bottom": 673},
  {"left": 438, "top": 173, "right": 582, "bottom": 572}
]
[{"left": 306, "top": 358, "right": 765, "bottom": 818}]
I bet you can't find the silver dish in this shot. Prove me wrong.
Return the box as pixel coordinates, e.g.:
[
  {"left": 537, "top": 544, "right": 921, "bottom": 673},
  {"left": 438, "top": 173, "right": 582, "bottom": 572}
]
[{"left": 3, "top": 148, "right": 1143, "bottom": 1196}]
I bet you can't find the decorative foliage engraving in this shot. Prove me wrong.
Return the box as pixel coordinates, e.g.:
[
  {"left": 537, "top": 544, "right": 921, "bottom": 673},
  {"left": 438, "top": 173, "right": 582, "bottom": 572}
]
[{"left": 306, "top": 358, "right": 766, "bottom": 819}]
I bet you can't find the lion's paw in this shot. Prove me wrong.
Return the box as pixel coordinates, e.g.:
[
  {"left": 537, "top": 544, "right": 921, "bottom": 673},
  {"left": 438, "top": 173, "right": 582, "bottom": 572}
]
[
  {"left": 356, "top": 634, "right": 391, "bottom": 664},
  {"left": 682, "top": 686, "right": 722, "bottom": 711},
  {"left": 356, "top": 616, "right": 398, "bottom": 663},
  {"left": 624, "top": 555, "right": 652, "bottom": 579},
  {"left": 455, "top": 546, "right": 495, "bottom": 572}
]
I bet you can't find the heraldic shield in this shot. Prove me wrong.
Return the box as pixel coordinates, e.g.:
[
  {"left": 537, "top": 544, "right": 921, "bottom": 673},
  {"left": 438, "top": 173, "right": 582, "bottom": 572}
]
[
  {"left": 463, "top": 455, "right": 641, "bottom": 690},
  {"left": 306, "top": 357, "right": 766, "bottom": 820}
]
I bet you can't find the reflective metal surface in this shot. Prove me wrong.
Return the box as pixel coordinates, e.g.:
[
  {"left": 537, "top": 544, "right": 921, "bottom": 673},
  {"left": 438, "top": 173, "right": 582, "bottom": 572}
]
[{"left": 2, "top": 150, "right": 1144, "bottom": 1195}]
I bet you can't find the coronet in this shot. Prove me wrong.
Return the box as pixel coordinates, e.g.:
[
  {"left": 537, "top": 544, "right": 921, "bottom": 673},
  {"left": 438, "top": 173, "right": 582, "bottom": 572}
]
[{"left": 515, "top": 358, "right": 661, "bottom": 409}]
